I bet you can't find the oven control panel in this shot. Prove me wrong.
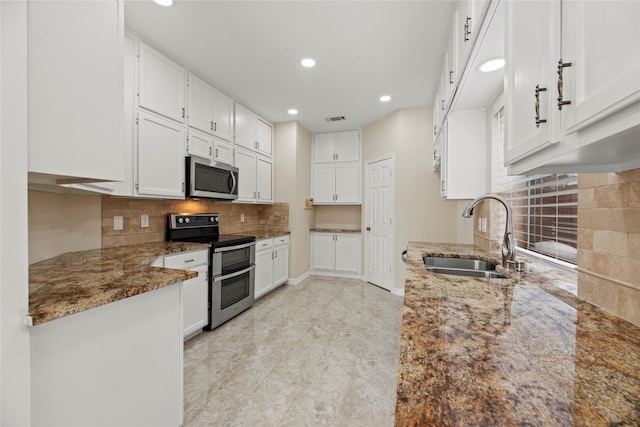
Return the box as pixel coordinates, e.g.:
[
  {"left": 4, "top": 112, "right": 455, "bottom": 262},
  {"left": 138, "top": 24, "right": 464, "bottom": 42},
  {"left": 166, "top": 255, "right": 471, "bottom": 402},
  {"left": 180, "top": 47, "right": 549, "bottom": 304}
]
[{"left": 169, "top": 213, "right": 219, "bottom": 229}]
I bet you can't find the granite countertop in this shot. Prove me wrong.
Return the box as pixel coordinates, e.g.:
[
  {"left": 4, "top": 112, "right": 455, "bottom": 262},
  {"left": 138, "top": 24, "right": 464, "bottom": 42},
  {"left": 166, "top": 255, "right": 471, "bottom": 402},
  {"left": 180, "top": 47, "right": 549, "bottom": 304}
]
[
  {"left": 396, "top": 242, "right": 640, "bottom": 426},
  {"left": 251, "top": 231, "right": 291, "bottom": 240},
  {"left": 29, "top": 241, "right": 209, "bottom": 326}
]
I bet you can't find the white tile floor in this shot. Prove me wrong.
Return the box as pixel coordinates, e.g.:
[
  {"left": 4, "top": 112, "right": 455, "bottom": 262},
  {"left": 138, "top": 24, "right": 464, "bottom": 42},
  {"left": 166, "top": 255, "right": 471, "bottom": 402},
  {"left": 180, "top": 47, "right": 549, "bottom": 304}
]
[{"left": 183, "top": 276, "right": 405, "bottom": 426}]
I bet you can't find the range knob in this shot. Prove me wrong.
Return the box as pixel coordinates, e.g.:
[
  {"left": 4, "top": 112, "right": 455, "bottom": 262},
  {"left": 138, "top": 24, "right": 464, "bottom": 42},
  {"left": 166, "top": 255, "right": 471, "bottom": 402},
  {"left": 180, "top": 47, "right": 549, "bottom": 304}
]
[
  {"left": 184, "top": 217, "right": 190, "bottom": 224},
  {"left": 210, "top": 216, "right": 217, "bottom": 223},
  {"left": 177, "top": 217, "right": 184, "bottom": 224}
]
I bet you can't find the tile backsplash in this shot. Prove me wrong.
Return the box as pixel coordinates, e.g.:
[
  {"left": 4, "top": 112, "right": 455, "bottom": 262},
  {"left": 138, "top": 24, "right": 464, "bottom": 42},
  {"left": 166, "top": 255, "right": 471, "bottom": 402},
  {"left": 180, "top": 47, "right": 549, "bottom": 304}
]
[
  {"left": 102, "top": 196, "right": 289, "bottom": 248},
  {"left": 577, "top": 169, "right": 640, "bottom": 326}
]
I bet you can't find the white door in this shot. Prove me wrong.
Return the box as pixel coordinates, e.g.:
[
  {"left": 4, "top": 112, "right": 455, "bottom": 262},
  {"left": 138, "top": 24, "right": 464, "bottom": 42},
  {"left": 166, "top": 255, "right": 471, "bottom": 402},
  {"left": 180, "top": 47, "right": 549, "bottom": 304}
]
[
  {"left": 313, "top": 132, "right": 336, "bottom": 163},
  {"left": 212, "top": 88, "right": 234, "bottom": 141},
  {"left": 187, "top": 73, "right": 214, "bottom": 134},
  {"left": 313, "top": 164, "right": 336, "bottom": 204},
  {"left": 312, "top": 232, "right": 335, "bottom": 270},
  {"left": 256, "top": 119, "right": 273, "bottom": 156},
  {"left": 256, "top": 157, "right": 273, "bottom": 202},
  {"left": 273, "top": 244, "right": 289, "bottom": 286},
  {"left": 254, "top": 247, "right": 274, "bottom": 298},
  {"left": 335, "top": 130, "right": 360, "bottom": 162},
  {"left": 234, "top": 148, "right": 256, "bottom": 201},
  {"left": 213, "top": 139, "right": 234, "bottom": 165},
  {"left": 335, "top": 163, "right": 360, "bottom": 203},
  {"left": 365, "top": 156, "right": 394, "bottom": 291},
  {"left": 186, "top": 130, "right": 213, "bottom": 160},
  {"left": 234, "top": 103, "right": 256, "bottom": 150},
  {"left": 334, "top": 233, "right": 360, "bottom": 274}
]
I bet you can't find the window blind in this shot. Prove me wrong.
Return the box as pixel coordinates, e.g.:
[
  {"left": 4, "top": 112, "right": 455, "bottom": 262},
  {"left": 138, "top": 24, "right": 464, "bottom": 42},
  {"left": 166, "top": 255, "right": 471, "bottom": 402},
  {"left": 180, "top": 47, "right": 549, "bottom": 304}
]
[{"left": 491, "top": 105, "right": 578, "bottom": 264}]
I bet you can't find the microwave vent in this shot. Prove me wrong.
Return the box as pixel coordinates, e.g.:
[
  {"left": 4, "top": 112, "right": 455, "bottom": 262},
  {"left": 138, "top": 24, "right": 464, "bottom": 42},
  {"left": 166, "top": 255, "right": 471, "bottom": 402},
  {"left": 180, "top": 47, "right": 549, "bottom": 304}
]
[{"left": 325, "top": 115, "right": 346, "bottom": 122}]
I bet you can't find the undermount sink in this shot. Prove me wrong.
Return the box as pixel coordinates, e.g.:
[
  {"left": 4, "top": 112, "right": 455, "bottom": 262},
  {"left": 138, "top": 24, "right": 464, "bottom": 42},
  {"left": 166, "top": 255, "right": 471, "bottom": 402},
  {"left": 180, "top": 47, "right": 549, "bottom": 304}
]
[{"left": 423, "top": 256, "right": 507, "bottom": 279}]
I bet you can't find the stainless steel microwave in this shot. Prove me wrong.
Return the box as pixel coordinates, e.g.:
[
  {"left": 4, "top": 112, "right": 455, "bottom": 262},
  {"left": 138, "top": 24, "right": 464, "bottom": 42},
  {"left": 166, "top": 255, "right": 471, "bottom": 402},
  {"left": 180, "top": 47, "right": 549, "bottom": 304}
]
[{"left": 185, "top": 157, "right": 238, "bottom": 200}]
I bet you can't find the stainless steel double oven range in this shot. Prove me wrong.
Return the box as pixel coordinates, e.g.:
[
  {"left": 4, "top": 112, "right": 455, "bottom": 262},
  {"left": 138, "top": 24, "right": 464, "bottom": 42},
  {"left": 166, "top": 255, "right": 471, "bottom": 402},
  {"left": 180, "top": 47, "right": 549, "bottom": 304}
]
[{"left": 167, "top": 213, "right": 256, "bottom": 330}]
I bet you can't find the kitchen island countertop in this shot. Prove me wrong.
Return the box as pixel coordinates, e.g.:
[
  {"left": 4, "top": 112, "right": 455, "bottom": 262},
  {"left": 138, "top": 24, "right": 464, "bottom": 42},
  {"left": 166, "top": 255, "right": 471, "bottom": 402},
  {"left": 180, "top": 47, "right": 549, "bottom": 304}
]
[
  {"left": 396, "top": 242, "right": 640, "bottom": 426},
  {"left": 29, "top": 241, "right": 209, "bottom": 325}
]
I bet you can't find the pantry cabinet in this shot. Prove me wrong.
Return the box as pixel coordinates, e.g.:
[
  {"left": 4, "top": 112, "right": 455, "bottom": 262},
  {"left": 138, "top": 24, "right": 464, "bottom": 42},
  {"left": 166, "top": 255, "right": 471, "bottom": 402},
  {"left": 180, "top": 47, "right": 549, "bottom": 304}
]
[
  {"left": 313, "top": 163, "right": 360, "bottom": 204},
  {"left": 439, "top": 111, "right": 487, "bottom": 200},
  {"left": 28, "top": 0, "right": 124, "bottom": 183},
  {"left": 134, "top": 110, "right": 185, "bottom": 199},
  {"left": 505, "top": 0, "right": 640, "bottom": 174},
  {"left": 137, "top": 41, "right": 186, "bottom": 124},
  {"left": 234, "top": 147, "right": 273, "bottom": 203},
  {"left": 312, "top": 232, "right": 360, "bottom": 275},
  {"left": 313, "top": 130, "right": 360, "bottom": 163}
]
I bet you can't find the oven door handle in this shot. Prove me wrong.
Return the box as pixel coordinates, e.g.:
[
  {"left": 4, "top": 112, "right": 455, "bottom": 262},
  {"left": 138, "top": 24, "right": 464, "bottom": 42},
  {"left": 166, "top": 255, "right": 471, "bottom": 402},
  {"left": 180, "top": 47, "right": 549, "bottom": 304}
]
[
  {"left": 214, "top": 241, "right": 255, "bottom": 253},
  {"left": 212, "top": 264, "right": 255, "bottom": 282}
]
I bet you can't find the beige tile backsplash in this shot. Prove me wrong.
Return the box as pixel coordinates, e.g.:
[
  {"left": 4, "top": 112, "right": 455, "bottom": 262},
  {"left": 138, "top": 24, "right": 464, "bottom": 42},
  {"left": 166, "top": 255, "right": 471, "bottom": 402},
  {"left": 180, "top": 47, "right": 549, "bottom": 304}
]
[
  {"left": 578, "top": 169, "right": 640, "bottom": 327},
  {"left": 102, "top": 196, "right": 289, "bottom": 248}
]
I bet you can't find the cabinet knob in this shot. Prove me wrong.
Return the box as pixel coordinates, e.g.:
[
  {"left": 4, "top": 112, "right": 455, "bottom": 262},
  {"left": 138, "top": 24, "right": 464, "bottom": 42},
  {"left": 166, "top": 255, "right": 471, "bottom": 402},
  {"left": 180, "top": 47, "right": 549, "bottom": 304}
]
[{"left": 366, "top": 227, "right": 371, "bottom": 231}]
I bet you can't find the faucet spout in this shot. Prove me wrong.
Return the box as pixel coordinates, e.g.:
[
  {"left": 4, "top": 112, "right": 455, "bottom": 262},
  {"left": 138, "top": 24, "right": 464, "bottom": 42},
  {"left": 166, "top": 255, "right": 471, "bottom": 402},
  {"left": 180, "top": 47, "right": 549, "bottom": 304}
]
[{"left": 462, "top": 194, "right": 515, "bottom": 268}]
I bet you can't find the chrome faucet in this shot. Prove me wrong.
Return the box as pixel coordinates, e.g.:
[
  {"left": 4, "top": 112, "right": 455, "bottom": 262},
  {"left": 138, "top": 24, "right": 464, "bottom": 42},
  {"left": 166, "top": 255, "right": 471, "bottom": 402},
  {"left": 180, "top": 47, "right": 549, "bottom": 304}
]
[{"left": 462, "top": 194, "right": 516, "bottom": 269}]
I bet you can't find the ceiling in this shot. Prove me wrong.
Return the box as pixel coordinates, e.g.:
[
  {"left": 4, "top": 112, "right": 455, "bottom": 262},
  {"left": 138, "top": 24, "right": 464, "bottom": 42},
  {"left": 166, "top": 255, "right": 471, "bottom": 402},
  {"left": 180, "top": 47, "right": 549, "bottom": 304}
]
[{"left": 124, "top": 0, "right": 457, "bottom": 133}]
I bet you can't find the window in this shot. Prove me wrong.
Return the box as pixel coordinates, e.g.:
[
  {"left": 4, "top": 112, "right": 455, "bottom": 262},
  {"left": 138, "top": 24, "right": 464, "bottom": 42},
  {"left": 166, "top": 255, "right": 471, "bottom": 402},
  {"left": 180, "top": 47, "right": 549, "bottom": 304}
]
[{"left": 491, "top": 97, "right": 578, "bottom": 265}]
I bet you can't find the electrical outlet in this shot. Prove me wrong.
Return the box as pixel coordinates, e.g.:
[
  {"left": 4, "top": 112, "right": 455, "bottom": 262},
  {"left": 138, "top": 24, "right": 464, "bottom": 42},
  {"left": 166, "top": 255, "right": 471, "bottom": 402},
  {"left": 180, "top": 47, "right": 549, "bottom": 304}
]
[
  {"left": 481, "top": 218, "right": 488, "bottom": 233},
  {"left": 240, "top": 214, "right": 245, "bottom": 223},
  {"left": 141, "top": 214, "right": 149, "bottom": 228},
  {"left": 113, "top": 216, "right": 124, "bottom": 231},
  {"left": 477, "top": 217, "right": 482, "bottom": 231}
]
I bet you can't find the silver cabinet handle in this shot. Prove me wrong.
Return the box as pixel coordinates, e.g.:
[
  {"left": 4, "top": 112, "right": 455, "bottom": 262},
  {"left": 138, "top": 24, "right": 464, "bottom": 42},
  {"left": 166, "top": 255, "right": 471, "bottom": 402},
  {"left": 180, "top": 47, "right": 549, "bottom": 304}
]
[
  {"left": 210, "top": 121, "right": 214, "bottom": 130},
  {"left": 535, "top": 84, "right": 548, "bottom": 128}
]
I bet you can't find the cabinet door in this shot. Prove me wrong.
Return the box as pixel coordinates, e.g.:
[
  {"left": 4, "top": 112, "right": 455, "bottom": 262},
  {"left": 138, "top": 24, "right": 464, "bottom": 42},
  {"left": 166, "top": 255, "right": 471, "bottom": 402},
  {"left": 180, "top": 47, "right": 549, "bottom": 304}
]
[
  {"left": 256, "top": 157, "right": 273, "bottom": 203},
  {"left": 28, "top": 0, "right": 124, "bottom": 182},
  {"left": 504, "top": 0, "right": 560, "bottom": 165},
  {"left": 136, "top": 111, "right": 185, "bottom": 198},
  {"left": 187, "top": 73, "right": 214, "bottom": 134},
  {"left": 182, "top": 266, "right": 209, "bottom": 340},
  {"left": 212, "top": 88, "right": 234, "bottom": 141},
  {"left": 213, "top": 139, "right": 234, "bottom": 165},
  {"left": 562, "top": 1, "right": 640, "bottom": 135},
  {"left": 234, "top": 103, "right": 257, "bottom": 150},
  {"left": 313, "top": 133, "right": 336, "bottom": 163},
  {"left": 335, "top": 130, "right": 360, "bottom": 162},
  {"left": 273, "top": 245, "right": 289, "bottom": 286},
  {"left": 138, "top": 42, "right": 186, "bottom": 123},
  {"left": 235, "top": 148, "right": 256, "bottom": 201},
  {"left": 334, "top": 233, "right": 360, "bottom": 273},
  {"left": 187, "top": 130, "right": 213, "bottom": 160},
  {"left": 113, "top": 34, "right": 136, "bottom": 197},
  {"left": 312, "top": 233, "right": 336, "bottom": 270},
  {"left": 255, "top": 248, "right": 274, "bottom": 298},
  {"left": 313, "top": 164, "right": 336, "bottom": 203},
  {"left": 256, "top": 119, "right": 273, "bottom": 156},
  {"left": 335, "top": 163, "right": 360, "bottom": 204},
  {"left": 444, "top": 13, "right": 458, "bottom": 106}
]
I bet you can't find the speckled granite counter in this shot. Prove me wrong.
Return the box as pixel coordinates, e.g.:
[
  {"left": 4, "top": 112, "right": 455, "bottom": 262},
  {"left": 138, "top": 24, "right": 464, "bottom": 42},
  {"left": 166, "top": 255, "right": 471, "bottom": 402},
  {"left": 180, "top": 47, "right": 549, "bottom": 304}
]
[
  {"left": 250, "top": 230, "right": 291, "bottom": 240},
  {"left": 310, "top": 228, "right": 361, "bottom": 233},
  {"left": 396, "top": 242, "right": 640, "bottom": 426},
  {"left": 29, "top": 241, "right": 209, "bottom": 325}
]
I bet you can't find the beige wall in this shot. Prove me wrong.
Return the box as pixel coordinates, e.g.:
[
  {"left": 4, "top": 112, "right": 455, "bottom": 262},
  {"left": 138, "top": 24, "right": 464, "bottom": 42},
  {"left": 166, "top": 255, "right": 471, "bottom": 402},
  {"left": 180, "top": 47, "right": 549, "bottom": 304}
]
[
  {"left": 314, "top": 205, "right": 361, "bottom": 230},
  {"left": 274, "top": 121, "right": 314, "bottom": 280},
  {"left": 28, "top": 190, "right": 102, "bottom": 263},
  {"left": 577, "top": 169, "right": 640, "bottom": 326},
  {"left": 362, "top": 106, "right": 464, "bottom": 291}
]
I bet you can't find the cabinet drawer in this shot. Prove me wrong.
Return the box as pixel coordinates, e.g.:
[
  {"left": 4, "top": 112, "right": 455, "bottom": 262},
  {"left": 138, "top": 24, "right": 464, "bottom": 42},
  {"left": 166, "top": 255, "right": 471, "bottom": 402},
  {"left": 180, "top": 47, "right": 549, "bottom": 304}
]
[
  {"left": 256, "top": 238, "right": 274, "bottom": 252},
  {"left": 163, "top": 250, "right": 208, "bottom": 269},
  {"left": 274, "top": 235, "right": 289, "bottom": 247}
]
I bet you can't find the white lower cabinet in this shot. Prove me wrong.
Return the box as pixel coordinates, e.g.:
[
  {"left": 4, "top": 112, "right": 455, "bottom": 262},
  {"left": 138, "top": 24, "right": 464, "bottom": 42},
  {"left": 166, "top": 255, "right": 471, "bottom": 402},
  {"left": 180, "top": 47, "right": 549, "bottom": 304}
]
[
  {"left": 161, "top": 249, "right": 209, "bottom": 341},
  {"left": 312, "top": 232, "right": 360, "bottom": 275},
  {"left": 255, "top": 235, "right": 289, "bottom": 299}
]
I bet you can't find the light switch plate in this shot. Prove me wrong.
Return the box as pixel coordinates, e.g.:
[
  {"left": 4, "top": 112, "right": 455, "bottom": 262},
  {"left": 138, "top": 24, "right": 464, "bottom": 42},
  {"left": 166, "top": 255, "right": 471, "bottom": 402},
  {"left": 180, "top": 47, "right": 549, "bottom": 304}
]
[
  {"left": 113, "top": 216, "right": 124, "bottom": 231},
  {"left": 141, "top": 214, "right": 149, "bottom": 228}
]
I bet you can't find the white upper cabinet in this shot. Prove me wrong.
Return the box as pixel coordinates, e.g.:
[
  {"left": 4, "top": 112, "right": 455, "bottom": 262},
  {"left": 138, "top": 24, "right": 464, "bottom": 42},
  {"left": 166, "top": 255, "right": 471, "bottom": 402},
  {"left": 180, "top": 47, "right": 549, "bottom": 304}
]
[
  {"left": 235, "top": 104, "right": 273, "bottom": 156},
  {"left": 313, "top": 130, "right": 360, "bottom": 163},
  {"left": 212, "top": 89, "right": 234, "bottom": 142},
  {"left": 187, "top": 73, "right": 215, "bottom": 134},
  {"left": 135, "top": 111, "right": 185, "bottom": 199},
  {"left": 234, "top": 147, "right": 273, "bottom": 204},
  {"left": 213, "top": 138, "right": 234, "bottom": 165},
  {"left": 28, "top": 0, "right": 124, "bottom": 182},
  {"left": 505, "top": 0, "right": 640, "bottom": 174},
  {"left": 137, "top": 41, "right": 186, "bottom": 124},
  {"left": 187, "top": 73, "right": 234, "bottom": 142},
  {"left": 186, "top": 130, "right": 213, "bottom": 160},
  {"left": 443, "top": 12, "right": 458, "bottom": 108}
]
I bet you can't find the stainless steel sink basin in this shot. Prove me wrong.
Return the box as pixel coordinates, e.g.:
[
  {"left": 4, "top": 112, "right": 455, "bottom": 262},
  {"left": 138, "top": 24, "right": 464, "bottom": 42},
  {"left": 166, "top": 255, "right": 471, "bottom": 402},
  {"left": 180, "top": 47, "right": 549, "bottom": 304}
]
[
  {"left": 424, "top": 266, "right": 507, "bottom": 279},
  {"left": 423, "top": 256, "right": 497, "bottom": 271},
  {"left": 423, "top": 256, "right": 507, "bottom": 279}
]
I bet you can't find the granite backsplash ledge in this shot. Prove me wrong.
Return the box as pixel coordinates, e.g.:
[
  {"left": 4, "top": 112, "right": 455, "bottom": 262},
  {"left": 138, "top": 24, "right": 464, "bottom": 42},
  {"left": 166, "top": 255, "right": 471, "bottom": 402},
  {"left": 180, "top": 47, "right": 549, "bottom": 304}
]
[{"left": 102, "top": 196, "right": 289, "bottom": 248}]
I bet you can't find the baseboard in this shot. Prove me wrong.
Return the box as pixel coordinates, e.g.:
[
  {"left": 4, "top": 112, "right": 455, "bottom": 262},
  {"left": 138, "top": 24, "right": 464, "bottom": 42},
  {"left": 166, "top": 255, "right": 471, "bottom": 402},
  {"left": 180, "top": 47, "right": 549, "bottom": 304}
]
[
  {"left": 390, "top": 287, "right": 405, "bottom": 297},
  {"left": 310, "top": 270, "right": 363, "bottom": 280},
  {"left": 286, "top": 270, "right": 311, "bottom": 286}
]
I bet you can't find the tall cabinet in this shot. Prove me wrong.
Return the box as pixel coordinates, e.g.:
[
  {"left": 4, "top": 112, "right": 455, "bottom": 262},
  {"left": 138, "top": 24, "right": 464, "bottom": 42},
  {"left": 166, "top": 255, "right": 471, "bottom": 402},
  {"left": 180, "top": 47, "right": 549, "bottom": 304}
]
[{"left": 312, "top": 130, "right": 361, "bottom": 205}]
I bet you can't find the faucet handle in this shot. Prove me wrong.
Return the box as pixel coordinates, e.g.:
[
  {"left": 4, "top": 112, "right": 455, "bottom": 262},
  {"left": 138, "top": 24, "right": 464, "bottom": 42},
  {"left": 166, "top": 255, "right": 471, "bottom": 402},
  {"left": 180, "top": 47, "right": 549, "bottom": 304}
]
[{"left": 507, "top": 260, "right": 526, "bottom": 273}]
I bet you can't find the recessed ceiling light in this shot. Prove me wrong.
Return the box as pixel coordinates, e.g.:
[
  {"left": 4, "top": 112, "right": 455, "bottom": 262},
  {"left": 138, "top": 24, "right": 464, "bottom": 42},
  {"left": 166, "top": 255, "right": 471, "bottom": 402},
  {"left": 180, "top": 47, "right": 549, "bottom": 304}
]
[
  {"left": 379, "top": 95, "right": 391, "bottom": 102},
  {"left": 288, "top": 109, "right": 298, "bottom": 115},
  {"left": 301, "top": 58, "right": 316, "bottom": 68},
  {"left": 153, "top": 0, "right": 173, "bottom": 6},
  {"left": 479, "top": 57, "right": 505, "bottom": 72}
]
